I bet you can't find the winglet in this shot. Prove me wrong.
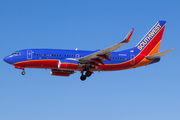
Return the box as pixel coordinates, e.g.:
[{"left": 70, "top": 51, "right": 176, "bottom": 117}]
[
  {"left": 146, "top": 49, "right": 175, "bottom": 59},
  {"left": 121, "top": 28, "right": 134, "bottom": 43}
]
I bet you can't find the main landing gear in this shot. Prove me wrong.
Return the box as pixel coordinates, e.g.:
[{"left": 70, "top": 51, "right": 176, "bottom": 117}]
[
  {"left": 80, "top": 64, "right": 92, "bottom": 81},
  {"left": 80, "top": 71, "right": 92, "bottom": 81}
]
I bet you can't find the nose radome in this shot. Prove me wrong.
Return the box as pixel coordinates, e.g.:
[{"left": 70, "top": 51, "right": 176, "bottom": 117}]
[
  {"left": 3, "top": 56, "right": 8, "bottom": 62},
  {"left": 3, "top": 56, "right": 12, "bottom": 64}
]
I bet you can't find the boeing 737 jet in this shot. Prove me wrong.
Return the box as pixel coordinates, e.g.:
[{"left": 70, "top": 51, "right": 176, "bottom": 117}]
[{"left": 3, "top": 21, "right": 174, "bottom": 81}]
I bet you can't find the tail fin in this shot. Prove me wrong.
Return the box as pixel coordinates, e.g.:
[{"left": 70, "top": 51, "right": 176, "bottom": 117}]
[{"left": 135, "top": 21, "right": 166, "bottom": 55}]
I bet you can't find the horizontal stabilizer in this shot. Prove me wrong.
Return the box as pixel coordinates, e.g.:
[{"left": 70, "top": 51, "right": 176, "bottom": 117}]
[{"left": 146, "top": 49, "right": 175, "bottom": 59}]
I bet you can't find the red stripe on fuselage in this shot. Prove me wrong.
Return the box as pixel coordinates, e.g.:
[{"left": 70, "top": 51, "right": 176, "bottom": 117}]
[{"left": 13, "top": 59, "right": 59, "bottom": 69}]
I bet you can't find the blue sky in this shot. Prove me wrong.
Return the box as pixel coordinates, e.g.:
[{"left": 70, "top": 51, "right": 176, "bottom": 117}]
[{"left": 0, "top": 0, "right": 179, "bottom": 120}]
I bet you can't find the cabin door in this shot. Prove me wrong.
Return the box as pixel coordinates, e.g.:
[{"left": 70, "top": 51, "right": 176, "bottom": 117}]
[
  {"left": 130, "top": 54, "right": 135, "bottom": 65},
  {"left": 27, "top": 50, "right": 32, "bottom": 59}
]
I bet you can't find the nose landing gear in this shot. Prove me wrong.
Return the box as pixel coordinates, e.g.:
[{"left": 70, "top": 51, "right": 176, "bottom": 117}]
[
  {"left": 21, "top": 70, "right": 25, "bottom": 75},
  {"left": 15, "top": 65, "right": 26, "bottom": 75}
]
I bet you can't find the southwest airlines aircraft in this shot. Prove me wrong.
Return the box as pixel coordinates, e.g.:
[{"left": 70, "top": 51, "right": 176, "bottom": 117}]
[{"left": 3, "top": 21, "right": 174, "bottom": 81}]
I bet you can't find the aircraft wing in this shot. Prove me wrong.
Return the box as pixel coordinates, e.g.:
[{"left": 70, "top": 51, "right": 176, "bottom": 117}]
[{"left": 78, "top": 28, "right": 134, "bottom": 64}]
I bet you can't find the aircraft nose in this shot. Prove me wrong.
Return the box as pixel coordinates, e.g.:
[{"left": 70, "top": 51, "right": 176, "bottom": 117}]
[
  {"left": 3, "top": 56, "right": 8, "bottom": 62},
  {"left": 3, "top": 56, "right": 13, "bottom": 64}
]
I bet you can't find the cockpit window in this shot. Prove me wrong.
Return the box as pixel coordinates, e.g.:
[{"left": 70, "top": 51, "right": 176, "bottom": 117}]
[{"left": 12, "top": 52, "right": 20, "bottom": 55}]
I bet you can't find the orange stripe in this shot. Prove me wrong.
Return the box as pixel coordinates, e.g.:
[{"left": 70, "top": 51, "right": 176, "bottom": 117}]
[{"left": 131, "top": 40, "right": 162, "bottom": 68}]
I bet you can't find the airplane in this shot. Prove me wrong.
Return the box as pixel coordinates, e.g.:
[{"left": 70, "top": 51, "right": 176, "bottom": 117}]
[{"left": 3, "top": 21, "right": 174, "bottom": 81}]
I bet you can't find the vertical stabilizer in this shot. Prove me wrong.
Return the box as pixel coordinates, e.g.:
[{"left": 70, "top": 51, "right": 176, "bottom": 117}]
[{"left": 135, "top": 21, "right": 166, "bottom": 55}]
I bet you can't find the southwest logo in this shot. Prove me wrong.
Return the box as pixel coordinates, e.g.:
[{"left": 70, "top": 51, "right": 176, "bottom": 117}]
[{"left": 137, "top": 23, "right": 162, "bottom": 50}]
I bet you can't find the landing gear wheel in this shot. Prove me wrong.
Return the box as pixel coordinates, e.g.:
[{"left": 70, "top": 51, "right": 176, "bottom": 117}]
[
  {"left": 80, "top": 75, "right": 86, "bottom": 81},
  {"left": 86, "top": 71, "right": 92, "bottom": 77},
  {"left": 22, "top": 71, "right": 25, "bottom": 75}
]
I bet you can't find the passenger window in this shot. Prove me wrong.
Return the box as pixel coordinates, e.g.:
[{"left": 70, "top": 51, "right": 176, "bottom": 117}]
[{"left": 12, "top": 53, "right": 20, "bottom": 55}]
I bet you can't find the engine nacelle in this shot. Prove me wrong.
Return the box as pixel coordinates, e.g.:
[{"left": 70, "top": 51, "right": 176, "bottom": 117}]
[{"left": 50, "top": 69, "right": 74, "bottom": 76}]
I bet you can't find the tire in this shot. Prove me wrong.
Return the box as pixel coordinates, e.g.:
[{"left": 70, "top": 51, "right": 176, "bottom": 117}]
[
  {"left": 86, "top": 71, "right": 92, "bottom": 77},
  {"left": 80, "top": 75, "right": 86, "bottom": 81},
  {"left": 22, "top": 71, "right": 25, "bottom": 75}
]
